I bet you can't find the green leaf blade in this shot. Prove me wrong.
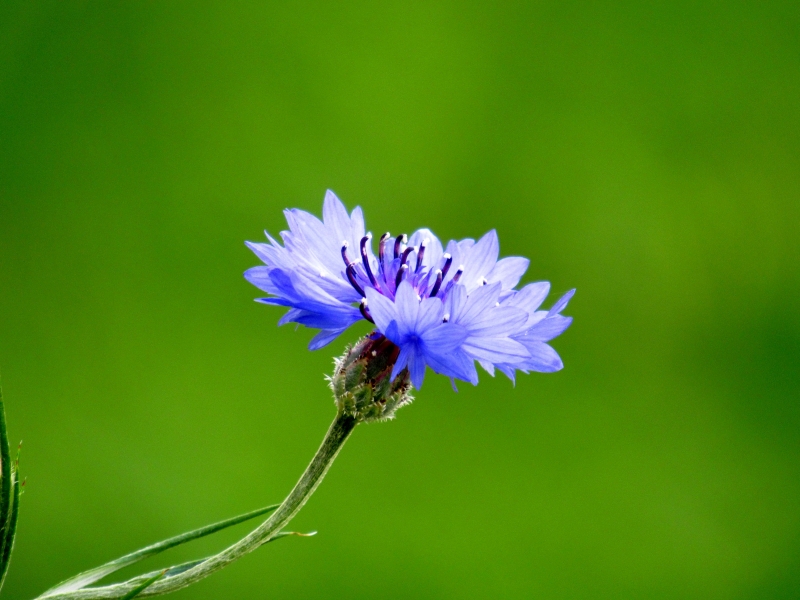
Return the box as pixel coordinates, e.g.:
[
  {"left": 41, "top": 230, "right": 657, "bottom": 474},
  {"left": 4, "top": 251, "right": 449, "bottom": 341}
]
[
  {"left": 0, "top": 380, "right": 16, "bottom": 593},
  {"left": 119, "top": 570, "right": 166, "bottom": 600},
  {"left": 0, "top": 472, "right": 20, "bottom": 590},
  {"left": 42, "top": 503, "right": 279, "bottom": 595}
]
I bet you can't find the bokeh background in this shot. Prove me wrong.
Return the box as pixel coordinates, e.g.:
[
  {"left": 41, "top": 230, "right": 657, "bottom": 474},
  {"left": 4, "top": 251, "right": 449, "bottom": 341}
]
[{"left": 1, "top": 2, "right": 799, "bottom": 598}]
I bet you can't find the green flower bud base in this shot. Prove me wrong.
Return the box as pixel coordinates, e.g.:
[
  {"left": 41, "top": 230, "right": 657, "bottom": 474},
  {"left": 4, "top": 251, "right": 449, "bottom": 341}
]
[{"left": 330, "top": 335, "right": 413, "bottom": 423}]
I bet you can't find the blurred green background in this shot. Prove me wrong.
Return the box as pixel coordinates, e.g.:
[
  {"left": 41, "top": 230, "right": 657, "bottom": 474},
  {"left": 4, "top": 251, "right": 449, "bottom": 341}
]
[{"left": 1, "top": 2, "right": 799, "bottom": 598}]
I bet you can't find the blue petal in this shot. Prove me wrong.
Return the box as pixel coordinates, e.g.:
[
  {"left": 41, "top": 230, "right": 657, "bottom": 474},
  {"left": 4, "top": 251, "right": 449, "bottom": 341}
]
[
  {"left": 365, "top": 287, "right": 397, "bottom": 333},
  {"left": 496, "top": 364, "right": 517, "bottom": 385},
  {"left": 426, "top": 347, "right": 478, "bottom": 385},
  {"left": 265, "top": 269, "right": 361, "bottom": 329},
  {"left": 526, "top": 315, "right": 573, "bottom": 342},
  {"left": 385, "top": 320, "right": 403, "bottom": 345},
  {"left": 417, "top": 297, "right": 445, "bottom": 331},
  {"left": 246, "top": 241, "right": 276, "bottom": 266},
  {"left": 487, "top": 257, "right": 529, "bottom": 290},
  {"left": 463, "top": 337, "right": 530, "bottom": 364},
  {"left": 244, "top": 266, "right": 280, "bottom": 295},
  {"left": 422, "top": 322, "right": 467, "bottom": 353},
  {"left": 278, "top": 308, "right": 305, "bottom": 326},
  {"left": 503, "top": 282, "right": 550, "bottom": 315},
  {"left": 290, "top": 309, "right": 360, "bottom": 330},
  {"left": 466, "top": 307, "right": 528, "bottom": 337},
  {"left": 547, "top": 288, "right": 576, "bottom": 316},
  {"left": 456, "top": 281, "right": 502, "bottom": 324},
  {"left": 461, "top": 230, "right": 499, "bottom": 289},
  {"left": 520, "top": 341, "right": 564, "bottom": 372},
  {"left": 309, "top": 329, "right": 346, "bottom": 350},
  {"left": 284, "top": 208, "right": 343, "bottom": 276},
  {"left": 391, "top": 345, "right": 412, "bottom": 382},
  {"left": 268, "top": 269, "right": 340, "bottom": 308},
  {"left": 323, "top": 190, "right": 352, "bottom": 246},
  {"left": 409, "top": 350, "right": 426, "bottom": 389},
  {"left": 444, "top": 283, "right": 468, "bottom": 319},
  {"left": 350, "top": 205, "right": 366, "bottom": 242},
  {"left": 394, "top": 281, "right": 420, "bottom": 334},
  {"left": 478, "top": 360, "right": 496, "bottom": 376},
  {"left": 255, "top": 297, "right": 292, "bottom": 307}
]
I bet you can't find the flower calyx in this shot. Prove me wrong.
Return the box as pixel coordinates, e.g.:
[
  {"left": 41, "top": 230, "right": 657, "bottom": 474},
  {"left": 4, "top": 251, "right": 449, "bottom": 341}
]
[{"left": 329, "top": 334, "right": 412, "bottom": 423}]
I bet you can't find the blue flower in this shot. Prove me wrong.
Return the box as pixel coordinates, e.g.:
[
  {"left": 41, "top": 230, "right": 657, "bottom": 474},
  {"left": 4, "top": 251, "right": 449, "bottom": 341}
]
[{"left": 246, "top": 190, "right": 574, "bottom": 388}]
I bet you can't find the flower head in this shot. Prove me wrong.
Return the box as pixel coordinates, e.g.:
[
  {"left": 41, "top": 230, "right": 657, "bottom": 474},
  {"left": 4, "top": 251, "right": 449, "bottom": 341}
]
[{"left": 246, "top": 190, "right": 574, "bottom": 389}]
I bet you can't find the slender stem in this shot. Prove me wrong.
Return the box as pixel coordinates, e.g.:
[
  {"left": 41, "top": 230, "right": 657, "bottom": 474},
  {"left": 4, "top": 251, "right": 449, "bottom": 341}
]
[{"left": 39, "top": 412, "right": 358, "bottom": 600}]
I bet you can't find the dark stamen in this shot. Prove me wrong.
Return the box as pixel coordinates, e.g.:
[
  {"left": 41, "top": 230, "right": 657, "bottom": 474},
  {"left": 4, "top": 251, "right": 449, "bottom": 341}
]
[
  {"left": 359, "top": 298, "right": 374, "bottom": 323},
  {"left": 394, "top": 234, "right": 407, "bottom": 259},
  {"left": 341, "top": 241, "right": 352, "bottom": 268},
  {"left": 360, "top": 234, "right": 379, "bottom": 288},
  {"left": 429, "top": 269, "right": 443, "bottom": 297},
  {"left": 415, "top": 239, "right": 428, "bottom": 272},
  {"left": 452, "top": 265, "right": 464, "bottom": 284},
  {"left": 400, "top": 246, "right": 415, "bottom": 268},
  {"left": 440, "top": 253, "right": 453, "bottom": 279},
  {"left": 379, "top": 232, "right": 390, "bottom": 263},
  {"left": 346, "top": 264, "right": 365, "bottom": 297},
  {"left": 395, "top": 264, "right": 409, "bottom": 289},
  {"left": 442, "top": 313, "right": 450, "bottom": 323}
]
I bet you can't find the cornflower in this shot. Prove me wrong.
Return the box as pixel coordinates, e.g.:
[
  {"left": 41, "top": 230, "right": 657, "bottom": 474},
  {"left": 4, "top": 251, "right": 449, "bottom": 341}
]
[{"left": 245, "top": 190, "right": 574, "bottom": 391}]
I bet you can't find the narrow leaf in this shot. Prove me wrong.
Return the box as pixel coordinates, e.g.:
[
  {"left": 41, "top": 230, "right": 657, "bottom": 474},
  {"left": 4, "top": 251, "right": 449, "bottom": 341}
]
[
  {"left": 119, "top": 570, "right": 166, "bottom": 600},
  {"left": 162, "top": 558, "right": 206, "bottom": 578},
  {"left": 0, "top": 381, "right": 15, "bottom": 593},
  {"left": 0, "top": 384, "right": 10, "bottom": 540},
  {"left": 101, "top": 531, "right": 317, "bottom": 595},
  {"left": 43, "top": 503, "right": 279, "bottom": 594},
  {"left": 120, "top": 558, "right": 209, "bottom": 586},
  {"left": 0, "top": 471, "right": 20, "bottom": 590},
  {"left": 272, "top": 530, "right": 317, "bottom": 540}
]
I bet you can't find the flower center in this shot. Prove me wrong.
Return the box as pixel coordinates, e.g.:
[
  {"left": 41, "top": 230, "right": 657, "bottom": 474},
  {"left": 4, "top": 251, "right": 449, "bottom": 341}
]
[{"left": 341, "top": 233, "right": 464, "bottom": 321}]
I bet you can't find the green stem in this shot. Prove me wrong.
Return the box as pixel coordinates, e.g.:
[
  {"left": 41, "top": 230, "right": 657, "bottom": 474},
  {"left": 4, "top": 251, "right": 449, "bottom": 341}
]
[{"left": 39, "top": 412, "right": 358, "bottom": 599}]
